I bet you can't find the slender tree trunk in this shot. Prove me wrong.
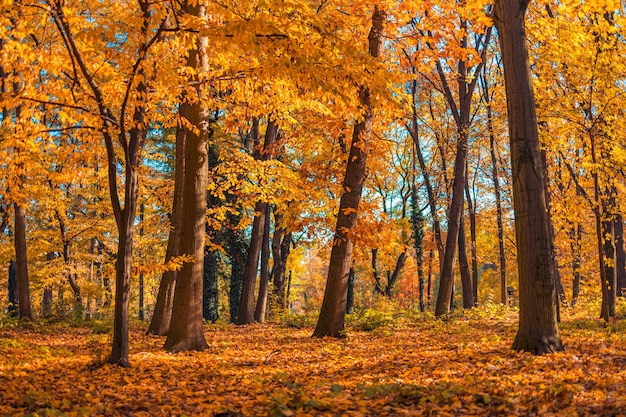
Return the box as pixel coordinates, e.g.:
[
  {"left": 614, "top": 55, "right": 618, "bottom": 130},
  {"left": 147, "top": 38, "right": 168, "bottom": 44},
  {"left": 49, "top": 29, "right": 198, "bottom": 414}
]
[
  {"left": 227, "top": 227, "right": 247, "bottom": 323},
  {"left": 14, "top": 202, "right": 32, "bottom": 320},
  {"left": 372, "top": 248, "right": 385, "bottom": 296},
  {"left": 410, "top": 164, "right": 426, "bottom": 312},
  {"left": 570, "top": 223, "right": 583, "bottom": 306},
  {"left": 203, "top": 143, "right": 221, "bottom": 323},
  {"left": 599, "top": 215, "right": 616, "bottom": 320},
  {"left": 458, "top": 216, "right": 474, "bottom": 309},
  {"left": 346, "top": 267, "right": 356, "bottom": 314},
  {"left": 465, "top": 183, "right": 479, "bottom": 306},
  {"left": 313, "top": 8, "right": 385, "bottom": 338},
  {"left": 8, "top": 260, "right": 17, "bottom": 317},
  {"left": 254, "top": 203, "right": 271, "bottom": 323},
  {"left": 483, "top": 70, "right": 508, "bottom": 306},
  {"left": 147, "top": 235, "right": 178, "bottom": 334},
  {"left": 138, "top": 204, "right": 144, "bottom": 321},
  {"left": 494, "top": 0, "right": 563, "bottom": 354},
  {"left": 407, "top": 119, "right": 444, "bottom": 265},
  {"left": 614, "top": 212, "right": 625, "bottom": 297},
  {"left": 435, "top": 130, "right": 468, "bottom": 316},
  {"left": 271, "top": 213, "right": 291, "bottom": 310},
  {"left": 386, "top": 251, "right": 408, "bottom": 298},
  {"left": 237, "top": 122, "right": 277, "bottom": 324},
  {"left": 110, "top": 215, "right": 136, "bottom": 366},
  {"left": 203, "top": 249, "right": 219, "bottom": 322}
]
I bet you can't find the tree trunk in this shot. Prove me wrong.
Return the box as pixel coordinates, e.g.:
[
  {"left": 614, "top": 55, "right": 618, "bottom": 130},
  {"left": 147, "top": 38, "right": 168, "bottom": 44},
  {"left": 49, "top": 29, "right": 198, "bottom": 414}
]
[
  {"left": 465, "top": 183, "right": 479, "bottom": 306},
  {"left": 164, "top": 2, "right": 209, "bottom": 351},
  {"left": 569, "top": 223, "right": 583, "bottom": 306},
  {"left": 598, "top": 213, "right": 616, "bottom": 321},
  {"left": 313, "top": 8, "right": 385, "bottom": 338},
  {"left": 386, "top": 251, "right": 408, "bottom": 298},
  {"left": 110, "top": 214, "right": 136, "bottom": 366},
  {"left": 42, "top": 287, "right": 53, "bottom": 318},
  {"left": 346, "top": 267, "right": 355, "bottom": 315},
  {"left": 458, "top": 216, "right": 474, "bottom": 309},
  {"left": 614, "top": 212, "right": 625, "bottom": 297},
  {"left": 407, "top": 115, "right": 444, "bottom": 266},
  {"left": 483, "top": 69, "right": 508, "bottom": 306},
  {"left": 237, "top": 122, "right": 278, "bottom": 325},
  {"left": 410, "top": 169, "right": 425, "bottom": 312},
  {"left": 494, "top": 0, "right": 563, "bottom": 354},
  {"left": 271, "top": 213, "right": 291, "bottom": 310},
  {"left": 254, "top": 203, "right": 271, "bottom": 323},
  {"left": 227, "top": 227, "right": 247, "bottom": 323},
  {"left": 14, "top": 202, "right": 32, "bottom": 320},
  {"left": 203, "top": 249, "right": 219, "bottom": 323},
  {"left": 147, "top": 118, "right": 186, "bottom": 334},
  {"left": 372, "top": 248, "right": 385, "bottom": 296},
  {"left": 138, "top": 205, "right": 144, "bottom": 321},
  {"left": 8, "top": 260, "right": 17, "bottom": 317},
  {"left": 435, "top": 129, "right": 468, "bottom": 316}
]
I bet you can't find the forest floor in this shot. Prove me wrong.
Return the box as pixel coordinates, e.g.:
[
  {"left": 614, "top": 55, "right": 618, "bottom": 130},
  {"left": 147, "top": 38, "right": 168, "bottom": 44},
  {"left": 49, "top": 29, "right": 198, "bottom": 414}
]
[{"left": 0, "top": 304, "right": 625, "bottom": 417}]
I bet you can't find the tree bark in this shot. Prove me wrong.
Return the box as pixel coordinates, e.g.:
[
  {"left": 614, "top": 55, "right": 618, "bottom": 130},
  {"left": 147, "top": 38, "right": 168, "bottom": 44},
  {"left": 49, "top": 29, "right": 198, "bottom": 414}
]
[
  {"left": 254, "top": 203, "right": 271, "bottom": 323},
  {"left": 386, "top": 251, "right": 408, "bottom": 298},
  {"left": 614, "top": 212, "right": 625, "bottom": 297},
  {"left": 271, "top": 213, "right": 291, "bottom": 310},
  {"left": 346, "top": 267, "right": 356, "bottom": 314},
  {"left": 237, "top": 121, "right": 277, "bottom": 324},
  {"left": 494, "top": 0, "right": 563, "bottom": 354},
  {"left": 164, "top": 1, "right": 209, "bottom": 351},
  {"left": 14, "top": 202, "right": 32, "bottom": 320},
  {"left": 485, "top": 90, "right": 508, "bottom": 306},
  {"left": 465, "top": 182, "right": 479, "bottom": 306},
  {"left": 203, "top": 249, "right": 219, "bottom": 323},
  {"left": 434, "top": 129, "right": 468, "bottom": 316},
  {"left": 569, "top": 223, "right": 583, "bottom": 306},
  {"left": 8, "top": 260, "right": 17, "bottom": 317},
  {"left": 313, "top": 7, "right": 385, "bottom": 338},
  {"left": 458, "top": 216, "right": 474, "bottom": 309}
]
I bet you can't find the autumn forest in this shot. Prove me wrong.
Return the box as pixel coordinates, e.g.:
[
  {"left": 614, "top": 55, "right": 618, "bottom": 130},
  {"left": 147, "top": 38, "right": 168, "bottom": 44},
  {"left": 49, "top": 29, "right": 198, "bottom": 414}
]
[{"left": 1, "top": 0, "right": 625, "bottom": 415}]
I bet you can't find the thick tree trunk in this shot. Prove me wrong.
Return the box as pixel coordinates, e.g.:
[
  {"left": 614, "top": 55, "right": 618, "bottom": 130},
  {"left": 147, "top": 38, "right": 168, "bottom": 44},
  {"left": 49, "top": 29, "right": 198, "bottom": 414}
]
[
  {"left": 313, "top": 8, "right": 385, "bottom": 338},
  {"left": 164, "top": 3, "right": 209, "bottom": 351},
  {"left": 254, "top": 203, "right": 271, "bottom": 323},
  {"left": 14, "top": 202, "right": 32, "bottom": 320},
  {"left": 494, "top": 0, "right": 563, "bottom": 354}
]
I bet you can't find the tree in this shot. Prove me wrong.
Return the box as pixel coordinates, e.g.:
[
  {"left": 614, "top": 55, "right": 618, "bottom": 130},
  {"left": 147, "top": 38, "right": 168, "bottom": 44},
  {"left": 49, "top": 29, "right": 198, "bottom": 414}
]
[
  {"left": 164, "top": 0, "right": 210, "bottom": 353},
  {"left": 313, "top": 7, "right": 385, "bottom": 338},
  {"left": 237, "top": 120, "right": 277, "bottom": 325},
  {"left": 493, "top": 0, "right": 563, "bottom": 354}
]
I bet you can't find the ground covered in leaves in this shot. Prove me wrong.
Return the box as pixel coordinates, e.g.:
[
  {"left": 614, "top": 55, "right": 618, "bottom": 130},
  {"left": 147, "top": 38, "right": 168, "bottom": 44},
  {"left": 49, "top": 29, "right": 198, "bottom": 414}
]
[{"left": 1, "top": 306, "right": 625, "bottom": 417}]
